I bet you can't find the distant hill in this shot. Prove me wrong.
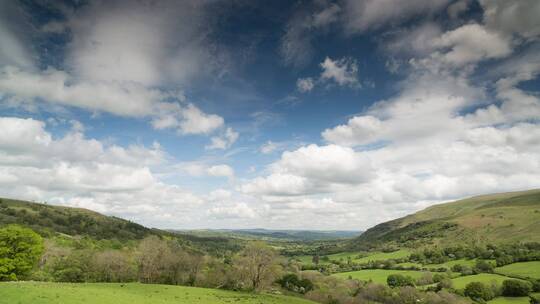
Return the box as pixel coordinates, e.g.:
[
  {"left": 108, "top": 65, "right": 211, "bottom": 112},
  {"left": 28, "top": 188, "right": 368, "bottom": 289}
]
[
  {"left": 351, "top": 189, "right": 540, "bottom": 250},
  {"left": 0, "top": 197, "right": 242, "bottom": 254},
  {"left": 175, "top": 228, "right": 362, "bottom": 241}
]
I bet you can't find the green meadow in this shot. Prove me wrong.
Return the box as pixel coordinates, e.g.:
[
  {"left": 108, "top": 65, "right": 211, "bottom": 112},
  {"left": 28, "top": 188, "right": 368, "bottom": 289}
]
[
  {"left": 451, "top": 273, "right": 524, "bottom": 290},
  {"left": 495, "top": 261, "right": 540, "bottom": 279},
  {"left": 0, "top": 282, "right": 316, "bottom": 304},
  {"left": 295, "top": 249, "right": 412, "bottom": 265},
  {"left": 487, "top": 297, "right": 534, "bottom": 304},
  {"left": 332, "top": 269, "right": 425, "bottom": 285}
]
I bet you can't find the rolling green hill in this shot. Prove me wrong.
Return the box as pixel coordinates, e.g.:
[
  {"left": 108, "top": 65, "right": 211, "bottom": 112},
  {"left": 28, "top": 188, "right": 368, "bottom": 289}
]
[
  {"left": 351, "top": 189, "right": 540, "bottom": 249},
  {"left": 0, "top": 197, "right": 242, "bottom": 254}
]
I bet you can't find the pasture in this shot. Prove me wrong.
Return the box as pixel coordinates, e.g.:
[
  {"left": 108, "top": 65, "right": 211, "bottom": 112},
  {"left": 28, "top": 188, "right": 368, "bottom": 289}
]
[
  {"left": 487, "top": 297, "right": 531, "bottom": 304},
  {"left": 0, "top": 282, "right": 316, "bottom": 304},
  {"left": 495, "top": 261, "right": 540, "bottom": 279},
  {"left": 332, "top": 269, "right": 425, "bottom": 285},
  {"left": 294, "top": 249, "right": 412, "bottom": 266},
  {"left": 451, "top": 273, "right": 522, "bottom": 290}
]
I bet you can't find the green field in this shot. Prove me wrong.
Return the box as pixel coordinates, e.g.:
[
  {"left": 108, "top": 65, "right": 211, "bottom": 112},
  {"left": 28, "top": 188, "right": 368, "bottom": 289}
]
[
  {"left": 332, "top": 269, "right": 425, "bottom": 285},
  {"left": 495, "top": 261, "right": 540, "bottom": 279},
  {"left": 451, "top": 273, "right": 520, "bottom": 290},
  {"left": 295, "top": 249, "right": 412, "bottom": 266},
  {"left": 424, "top": 259, "right": 495, "bottom": 271},
  {"left": 0, "top": 282, "right": 316, "bottom": 304},
  {"left": 487, "top": 297, "right": 532, "bottom": 304}
]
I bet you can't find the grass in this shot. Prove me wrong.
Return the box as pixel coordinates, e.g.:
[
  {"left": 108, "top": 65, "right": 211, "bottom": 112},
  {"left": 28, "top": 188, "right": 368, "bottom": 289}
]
[
  {"left": 487, "top": 297, "right": 531, "bottom": 304},
  {"left": 0, "top": 282, "right": 316, "bottom": 304},
  {"left": 332, "top": 269, "right": 425, "bottom": 285},
  {"left": 495, "top": 261, "right": 540, "bottom": 279},
  {"left": 451, "top": 273, "right": 523, "bottom": 290},
  {"left": 294, "top": 249, "right": 412, "bottom": 266},
  {"left": 424, "top": 259, "right": 495, "bottom": 271}
]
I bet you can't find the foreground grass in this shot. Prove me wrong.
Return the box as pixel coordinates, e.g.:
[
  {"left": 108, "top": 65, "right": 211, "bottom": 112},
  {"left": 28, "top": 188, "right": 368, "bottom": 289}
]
[
  {"left": 495, "top": 261, "right": 540, "bottom": 279},
  {"left": 0, "top": 282, "right": 316, "bottom": 304},
  {"left": 332, "top": 269, "right": 425, "bottom": 285}
]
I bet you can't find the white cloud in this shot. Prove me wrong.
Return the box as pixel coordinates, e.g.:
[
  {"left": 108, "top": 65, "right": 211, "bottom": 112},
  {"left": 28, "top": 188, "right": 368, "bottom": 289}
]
[
  {"left": 431, "top": 23, "right": 512, "bottom": 66},
  {"left": 280, "top": 1, "right": 341, "bottom": 66},
  {"left": 260, "top": 141, "right": 279, "bottom": 154},
  {"left": 208, "top": 202, "right": 257, "bottom": 219},
  {"left": 207, "top": 165, "right": 235, "bottom": 179},
  {"left": 480, "top": 0, "right": 540, "bottom": 40},
  {"left": 322, "top": 115, "right": 383, "bottom": 146},
  {"left": 320, "top": 57, "right": 359, "bottom": 86},
  {"left": 296, "top": 77, "right": 314, "bottom": 92},
  {"left": 342, "top": 0, "right": 451, "bottom": 33},
  {"left": 206, "top": 127, "right": 239, "bottom": 150},
  {"left": 0, "top": 116, "right": 205, "bottom": 227}
]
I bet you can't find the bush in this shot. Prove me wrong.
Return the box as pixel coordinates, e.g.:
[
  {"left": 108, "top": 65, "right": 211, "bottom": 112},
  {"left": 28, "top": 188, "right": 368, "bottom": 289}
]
[
  {"left": 387, "top": 274, "right": 415, "bottom": 288},
  {"left": 0, "top": 225, "right": 44, "bottom": 280},
  {"left": 474, "top": 260, "right": 493, "bottom": 273},
  {"left": 501, "top": 280, "right": 532, "bottom": 297},
  {"left": 464, "top": 282, "right": 495, "bottom": 301}
]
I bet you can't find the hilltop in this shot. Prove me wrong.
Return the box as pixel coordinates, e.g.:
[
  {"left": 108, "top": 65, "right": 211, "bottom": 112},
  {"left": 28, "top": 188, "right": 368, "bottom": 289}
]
[{"left": 351, "top": 189, "right": 540, "bottom": 250}]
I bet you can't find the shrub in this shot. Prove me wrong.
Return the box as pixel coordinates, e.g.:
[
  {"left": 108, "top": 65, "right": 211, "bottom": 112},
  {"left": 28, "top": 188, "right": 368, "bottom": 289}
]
[
  {"left": 474, "top": 260, "right": 493, "bottom": 273},
  {"left": 387, "top": 274, "right": 415, "bottom": 288},
  {"left": 464, "top": 282, "right": 495, "bottom": 301},
  {"left": 501, "top": 280, "right": 532, "bottom": 297},
  {"left": 0, "top": 225, "right": 44, "bottom": 280}
]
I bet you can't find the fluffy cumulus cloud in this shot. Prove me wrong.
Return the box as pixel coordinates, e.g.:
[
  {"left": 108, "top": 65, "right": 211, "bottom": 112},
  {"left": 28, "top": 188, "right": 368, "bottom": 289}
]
[
  {"left": 0, "top": 0, "right": 230, "bottom": 141},
  {"left": 0, "top": 116, "right": 208, "bottom": 227},
  {"left": 240, "top": 2, "right": 540, "bottom": 229}
]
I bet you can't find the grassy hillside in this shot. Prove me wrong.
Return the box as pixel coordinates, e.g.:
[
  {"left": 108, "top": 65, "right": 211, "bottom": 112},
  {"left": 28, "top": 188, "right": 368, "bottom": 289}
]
[
  {"left": 0, "top": 282, "right": 316, "bottom": 304},
  {"left": 351, "top": 189, "right": 540, "bottom": 249},
  {"left": 0, "top": 197, "right": 242, "bottom": 254}
]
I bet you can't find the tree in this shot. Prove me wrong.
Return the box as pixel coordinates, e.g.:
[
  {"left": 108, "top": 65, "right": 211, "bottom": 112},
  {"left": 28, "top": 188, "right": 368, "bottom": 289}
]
[
  {"left": 502, "top": 279, "right": 532, "bottom": 297},
  {"left": 464, "top": 282, "right": 495, "bottom": 301},
  {"left": 233, "top": 242, "right": 281, "bottom": 290},
  {"left": 136, "top": 236, "right": 171, "bottom": 283},
  {"left": 92, "top": 250, "right": 135, "bottom": 282},
  {"left": 474, "top": 260, "right": 494, "bottom": 273},
  {"left": 312, "top": 255, "right": 320, "bottom": 265},
  {"left": 387, "top": 274, "right": 415, "bottom": 288},
  {"left": 0, "top": 225, "right": 44, "bottom": 280}
]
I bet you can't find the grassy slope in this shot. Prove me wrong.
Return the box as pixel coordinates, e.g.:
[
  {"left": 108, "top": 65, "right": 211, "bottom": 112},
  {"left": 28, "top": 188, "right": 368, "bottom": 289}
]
[
  {"left": 0, "top": 282, "right": 316, "bottom": 304},
  {"left": 0, "top": 197, "right": 242, "bottom": 254},
  {"left": 351, "top": 189, "right": 540, "bottom": 249},
  {"left": 495, "top": 261, "right": 540, "bottom": 279}
]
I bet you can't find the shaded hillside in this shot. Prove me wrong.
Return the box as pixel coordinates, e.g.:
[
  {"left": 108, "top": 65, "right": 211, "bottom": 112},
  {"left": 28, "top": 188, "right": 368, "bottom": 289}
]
[
  {"left": 351, "top": 189, "right": 540, "bottom": 249},
  {"left": 0, "top": 197, "right": 242, "bottom": 254}
]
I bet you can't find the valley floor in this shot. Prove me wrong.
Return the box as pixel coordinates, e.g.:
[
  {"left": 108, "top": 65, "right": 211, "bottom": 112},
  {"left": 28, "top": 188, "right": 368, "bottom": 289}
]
[{"left": 0, "top": 282, "right": 316, "bottom": 304}]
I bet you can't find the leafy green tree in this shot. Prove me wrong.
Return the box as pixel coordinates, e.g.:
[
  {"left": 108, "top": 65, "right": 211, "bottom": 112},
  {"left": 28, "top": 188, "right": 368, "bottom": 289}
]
[
  {"left": 464, "top": 282, "right": 495, "bottom": 301},
  {"left": 387, "top": 274, "right": 415, "bottom": 288},
  {"left": 0, "top": 225, "right": 44, "bottom": 280},
  {"left": 502, "top": 280, "right": 532, "bottom": 297}
]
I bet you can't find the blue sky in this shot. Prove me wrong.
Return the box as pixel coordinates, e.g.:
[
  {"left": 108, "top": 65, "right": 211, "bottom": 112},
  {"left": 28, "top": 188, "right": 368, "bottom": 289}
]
[{"left": 0, "top": 0, "right": 539, "bottom": 230}]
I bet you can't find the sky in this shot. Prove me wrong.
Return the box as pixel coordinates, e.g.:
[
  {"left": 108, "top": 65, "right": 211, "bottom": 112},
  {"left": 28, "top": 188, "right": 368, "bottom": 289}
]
[{"left": 0, "top": 0, "right": 539, "bottom": 230}]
